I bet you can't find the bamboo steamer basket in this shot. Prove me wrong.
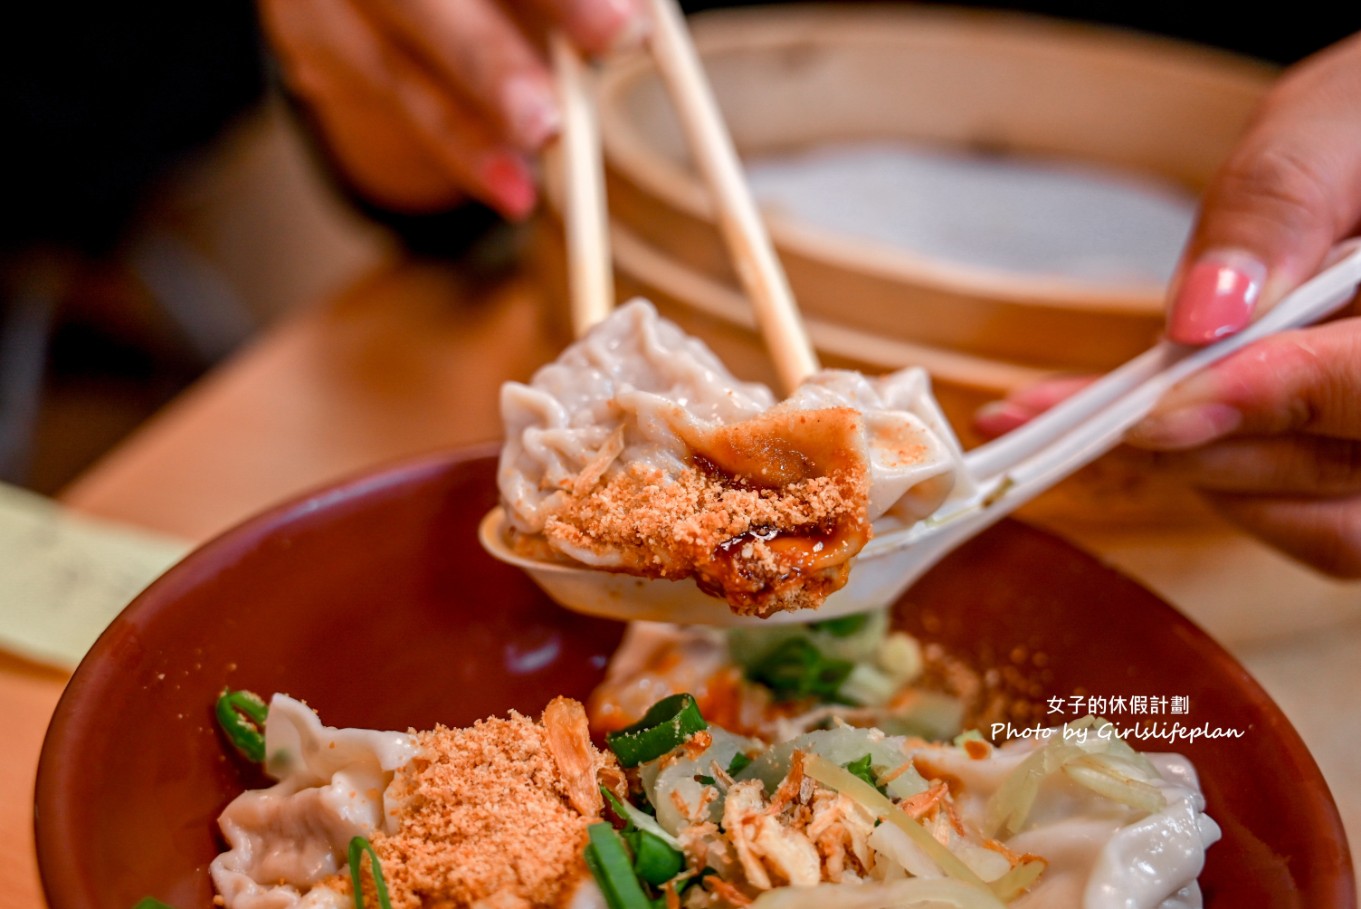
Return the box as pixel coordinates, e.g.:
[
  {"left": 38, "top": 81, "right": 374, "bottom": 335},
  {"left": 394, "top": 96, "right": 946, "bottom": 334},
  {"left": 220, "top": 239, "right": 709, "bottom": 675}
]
[
  {"left": 535, "top": 4, "right": 1276, "bottom": 525},
  {"left": 596, "top": 4, "right": 1274, "bottom": 370}
]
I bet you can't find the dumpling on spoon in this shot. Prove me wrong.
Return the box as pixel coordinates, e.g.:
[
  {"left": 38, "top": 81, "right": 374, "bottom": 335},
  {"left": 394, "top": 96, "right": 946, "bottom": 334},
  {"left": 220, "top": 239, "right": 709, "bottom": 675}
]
[{"left": 498, "top": 300, "right": 970, "bottom": 618}]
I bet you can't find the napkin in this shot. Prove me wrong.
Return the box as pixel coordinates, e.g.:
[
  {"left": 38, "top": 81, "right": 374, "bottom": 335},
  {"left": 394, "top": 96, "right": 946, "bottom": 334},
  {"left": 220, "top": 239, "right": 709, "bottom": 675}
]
[{"left": 0, "top": 482, "right": 190, "bottom": 670}]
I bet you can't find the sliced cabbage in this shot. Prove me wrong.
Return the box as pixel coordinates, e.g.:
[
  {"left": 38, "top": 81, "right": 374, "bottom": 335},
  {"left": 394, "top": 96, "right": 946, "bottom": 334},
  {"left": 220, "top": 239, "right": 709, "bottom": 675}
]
[
  {"left": 737, "top": 727, "right": 928, "bottom": 800},
  {"left": 803, "top": 754, "right": 990, "bottom": 891},
  {"left": 985, "top": 717, "right": 1166, "bottom": 838},
  {"left": 641, "top": 728, "right": 763, "bottom": 835},
  {"left": 867, "top": 821, "right": 946, "bottom": 881}
]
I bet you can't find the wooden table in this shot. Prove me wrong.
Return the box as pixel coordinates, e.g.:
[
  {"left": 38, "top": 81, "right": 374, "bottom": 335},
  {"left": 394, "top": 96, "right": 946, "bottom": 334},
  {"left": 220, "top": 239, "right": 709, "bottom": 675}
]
[{"left": 4, "top": 250, "right": 1357, "bottom": 908}]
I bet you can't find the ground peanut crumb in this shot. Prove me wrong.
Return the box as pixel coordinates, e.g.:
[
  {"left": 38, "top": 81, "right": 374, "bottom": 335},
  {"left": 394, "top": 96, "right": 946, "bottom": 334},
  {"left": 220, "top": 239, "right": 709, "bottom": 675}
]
[
  {"left": 344, "top": 703, "right": 613, "bottom": 908},
  {"left": 523, "top": 407, "right": 874, "bottom": 618}
]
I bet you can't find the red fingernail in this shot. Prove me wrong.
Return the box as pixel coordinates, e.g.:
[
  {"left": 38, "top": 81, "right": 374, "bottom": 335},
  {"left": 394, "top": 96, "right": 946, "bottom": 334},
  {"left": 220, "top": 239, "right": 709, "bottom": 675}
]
[
  {"left": 480, "top": 152, "right": 537, "bottom": 221},
  {"left": 1167, "top": 250, "right": 1266, "bottom": 345}
]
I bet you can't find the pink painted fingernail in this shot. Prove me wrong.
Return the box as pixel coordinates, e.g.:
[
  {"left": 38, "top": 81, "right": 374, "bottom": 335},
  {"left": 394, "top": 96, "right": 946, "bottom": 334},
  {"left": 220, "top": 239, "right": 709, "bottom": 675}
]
[
  {"left": 480, "top": 151, "right": 537, "bottom": 221},
  {"left": 1167, "top": 250, "right": 1266, "bottom": 345},
  {"left": 1126, "top": 403, "right": 1242, "bottom": 450},
  {"left": 503, "top": 76, "right": 561, "bottom": 149}
]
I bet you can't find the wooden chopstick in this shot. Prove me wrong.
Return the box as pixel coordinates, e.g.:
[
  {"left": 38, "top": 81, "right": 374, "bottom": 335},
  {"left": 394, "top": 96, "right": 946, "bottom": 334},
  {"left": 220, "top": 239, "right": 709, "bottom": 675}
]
[
  {"left": 551, "top": 32, "right": 614, "bottom": 338},
  {"left": 643, "top": 0, "right": 820, "bottom": 394},
  {"left": 551, "top": 8, "right": 818, "bottom": 387}
]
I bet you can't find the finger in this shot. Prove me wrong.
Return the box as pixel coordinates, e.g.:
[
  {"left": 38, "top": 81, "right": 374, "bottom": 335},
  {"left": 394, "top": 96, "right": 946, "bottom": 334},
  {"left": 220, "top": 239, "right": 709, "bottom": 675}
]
[
  {"left": 306, "top": 93, "right": 472, "bottom": 213},
  {"left": 1128, "top": 317, "right": 1361, "bottom": 449},
  {"left": 262, "top": 0, "right": 536, "bottom": 219},
  {"left": 972, "top": 375, "right": 1095, "bottom": 438},
  {"left": 516, "top": 0, "right": 650, "bottom": 56},
  {"left": 1150, "top": 435, "right": 1361, "bottom": 496},
  {"left": 1201, "top": 490, "right": 1361, "bottom": 578},
  {"left": 360, "top": 0, "right": 562, "bottom": 151},
  {"left": 387, "top": 55, "right": 539, "bottom": 220},
  {"left": 261, "top": 0, "right": 463, "bottom": 210},
  {"left": 1165, "top": 33, "right": 1361, "bottom": 345}
]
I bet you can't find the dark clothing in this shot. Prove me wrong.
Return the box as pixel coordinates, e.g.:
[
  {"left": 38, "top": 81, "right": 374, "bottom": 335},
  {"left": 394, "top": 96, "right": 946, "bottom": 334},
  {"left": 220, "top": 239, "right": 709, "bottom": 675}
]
[{"left": 2, "top": 3, "right": 265, "bottom": 254}]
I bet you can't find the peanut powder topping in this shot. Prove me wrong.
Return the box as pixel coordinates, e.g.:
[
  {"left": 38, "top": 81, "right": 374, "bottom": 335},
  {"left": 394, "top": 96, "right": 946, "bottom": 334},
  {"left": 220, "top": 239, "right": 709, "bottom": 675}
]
[
  {"left": 528, "top": 408, "right": 873, "bottom": 618},
  {"left": 499, "top": 301, "right": 967, "bottom": 618},
  {"left": 354, "top": 700, "right": 613, "bottom": 909}
]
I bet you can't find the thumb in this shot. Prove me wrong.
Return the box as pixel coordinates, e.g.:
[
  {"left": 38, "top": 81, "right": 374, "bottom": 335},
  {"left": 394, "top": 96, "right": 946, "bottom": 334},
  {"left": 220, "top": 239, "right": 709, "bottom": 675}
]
[{"left": 1166, "top": 34, "right": 1361, "bottom": 346}]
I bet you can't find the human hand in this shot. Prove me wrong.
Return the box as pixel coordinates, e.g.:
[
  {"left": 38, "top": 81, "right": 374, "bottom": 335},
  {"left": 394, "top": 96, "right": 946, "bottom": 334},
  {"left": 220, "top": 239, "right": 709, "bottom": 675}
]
[
  {"left": 975, "top": 34, "right": 1361, "bottom": 575},
  {"left": 1120, "top": 312, "right": 1361, "bottom": 576},
  {"left": 1164, "top": 32, "right": 1361, "bottom": 344},
  {"left": 977, "top": 312, "right": 1361, "bottom": 578},
  {"left": 257, "top": 0, "right": 648, "bottom": 220}
]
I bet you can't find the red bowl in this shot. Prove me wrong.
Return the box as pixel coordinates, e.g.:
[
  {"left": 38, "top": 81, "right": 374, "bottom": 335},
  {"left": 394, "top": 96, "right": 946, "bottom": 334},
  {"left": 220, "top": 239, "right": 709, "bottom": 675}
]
[{"left": 36, "top": 447, "right": 1355, "bottom": 908}]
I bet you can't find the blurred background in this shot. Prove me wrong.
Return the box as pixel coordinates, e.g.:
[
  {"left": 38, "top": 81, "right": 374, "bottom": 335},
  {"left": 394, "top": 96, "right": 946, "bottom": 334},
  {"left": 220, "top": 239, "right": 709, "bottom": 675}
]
[
  {"left": 0, "top": 3, "right": 392, "bottom": 494},
  {"left": 0, "top": 1, "right": 1346, "bottom": 496}
]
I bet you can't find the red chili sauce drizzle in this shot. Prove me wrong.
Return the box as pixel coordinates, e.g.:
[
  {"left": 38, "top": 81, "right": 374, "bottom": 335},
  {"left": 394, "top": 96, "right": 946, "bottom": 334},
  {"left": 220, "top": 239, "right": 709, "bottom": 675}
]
[{"left": 682, "top": 408, "right": 873, "bottom": 616}]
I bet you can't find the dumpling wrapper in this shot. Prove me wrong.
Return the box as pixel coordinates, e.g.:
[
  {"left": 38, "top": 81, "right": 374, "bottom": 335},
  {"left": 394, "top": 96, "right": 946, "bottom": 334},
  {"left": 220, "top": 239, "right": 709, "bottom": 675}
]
[
  {"left": 210, "top": 695, "right": 418, "bottom": 909},
  {"left": 498, "top": 300, "right": 972, "bottom": 616}
]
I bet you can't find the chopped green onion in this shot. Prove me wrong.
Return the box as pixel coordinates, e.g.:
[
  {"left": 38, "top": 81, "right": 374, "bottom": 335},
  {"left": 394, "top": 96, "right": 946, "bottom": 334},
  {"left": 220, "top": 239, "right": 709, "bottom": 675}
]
[
  {"left": 745, "top": 638, "right": 853, "bottom": 702},
  {"left": 585, "top": 822, "right": 653, "bottom": 909},
  {"left": 605, "top": 694, "right": 707, "bottom": 768},
  {"left": 810, "top": 614, "right": 871, "bottom": 637},
  {"left": 625, "top": 828, "right": 685, "bottom": 886},
  {"left": 132, "top": 899, "right": 176, "bottom": 909},
  {"left": 215, "top": 688, "right": 268, "bottom": 763},
  {"left": 348, "top": 836, "right": 394, "bottom": 909},
  {"left": 601, "top": 786, "right": 681, "bottom": 850},
  {"left": 843, "top": 754, "right": 881, "bottom": 791},
  {"left": 726, "top": 752, "right": 753, "bottom": 776}
]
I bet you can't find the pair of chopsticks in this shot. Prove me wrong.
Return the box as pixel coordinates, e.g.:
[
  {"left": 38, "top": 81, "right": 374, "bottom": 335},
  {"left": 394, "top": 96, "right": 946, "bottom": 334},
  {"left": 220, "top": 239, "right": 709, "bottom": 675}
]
[{"left": 550, "top": 0, "right": 819, "bottom": 395}]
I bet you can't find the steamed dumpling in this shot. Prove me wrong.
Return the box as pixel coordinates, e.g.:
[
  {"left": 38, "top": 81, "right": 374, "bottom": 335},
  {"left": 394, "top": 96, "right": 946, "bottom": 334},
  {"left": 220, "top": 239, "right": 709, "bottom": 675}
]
[{"left": 497, "top": 300, "right": 970, "bottom": 617}]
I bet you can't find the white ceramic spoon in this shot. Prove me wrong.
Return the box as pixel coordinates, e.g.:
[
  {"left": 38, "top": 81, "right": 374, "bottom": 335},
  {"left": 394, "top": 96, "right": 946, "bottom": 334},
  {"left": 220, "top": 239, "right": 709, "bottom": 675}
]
[{"left": 480, "top": 242, "right": 1361, "bottom": 626}]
